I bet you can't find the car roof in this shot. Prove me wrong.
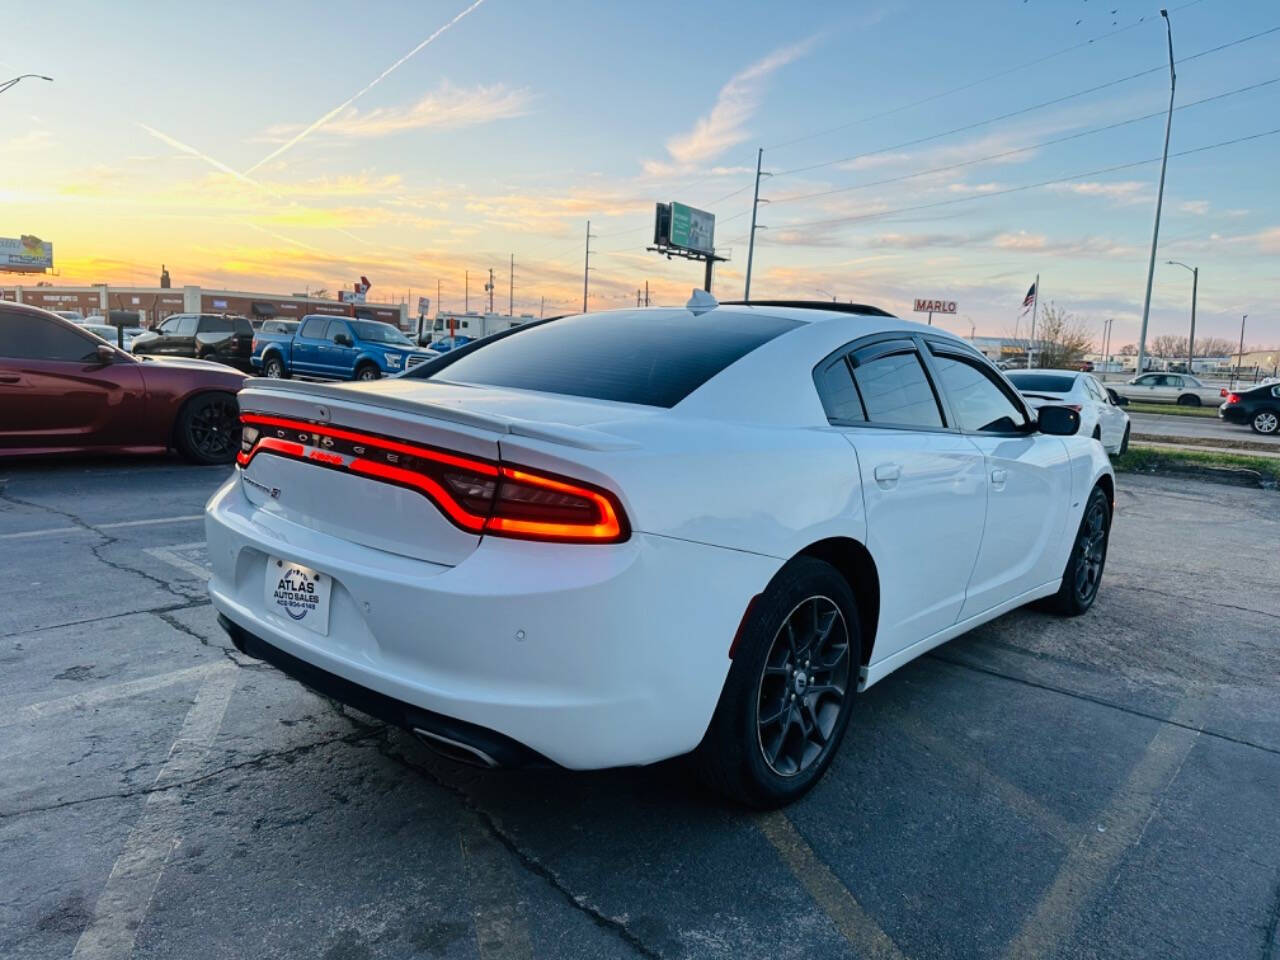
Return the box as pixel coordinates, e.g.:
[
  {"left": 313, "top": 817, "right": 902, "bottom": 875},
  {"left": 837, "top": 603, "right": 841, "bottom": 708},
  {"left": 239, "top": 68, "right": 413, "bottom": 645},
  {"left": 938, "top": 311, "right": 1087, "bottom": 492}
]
[{"left": 1009, "top": 369, "right": 1081, "bottom": 378}]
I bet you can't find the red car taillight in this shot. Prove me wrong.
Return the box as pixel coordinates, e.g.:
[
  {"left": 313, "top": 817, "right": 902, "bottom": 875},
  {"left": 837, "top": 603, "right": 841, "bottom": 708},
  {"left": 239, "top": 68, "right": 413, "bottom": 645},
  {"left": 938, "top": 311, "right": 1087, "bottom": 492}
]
[
  {"left": 1226, "top": 393, "right": 1241, "bottom": 404},
  {"left": 251, "top": 336, "right": 259, "bottom": 351},
  {"left": 237, "top": 414, "right": 628, "bottom": 543}
]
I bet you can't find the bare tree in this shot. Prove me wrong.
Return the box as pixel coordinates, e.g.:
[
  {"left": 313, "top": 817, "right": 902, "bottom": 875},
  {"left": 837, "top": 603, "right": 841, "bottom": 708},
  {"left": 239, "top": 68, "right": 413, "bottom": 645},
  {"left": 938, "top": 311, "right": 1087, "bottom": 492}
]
[
  {"left": 1118, "top": 343, "right": 1137, "bottom": 356},
  {"left": 1034, "top": 304, "right": 1095, "bottom": 368}
]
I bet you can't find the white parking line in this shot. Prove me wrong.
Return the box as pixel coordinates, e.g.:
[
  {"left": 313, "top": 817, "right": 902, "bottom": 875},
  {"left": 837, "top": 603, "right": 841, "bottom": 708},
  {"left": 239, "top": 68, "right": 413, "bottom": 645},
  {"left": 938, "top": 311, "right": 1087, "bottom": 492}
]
[
  {"left": 0, "top": 514, "right": 203, "bottom": 541},
  {"left": 1, "top": 662, "right": 224, "bottom": 728},
  {"left": 143, "top": 542, "right": 211, "bottom": 581},
  {"left": 459, "top": 821, "right": 535, "bottom": 960},
  {"left": 71, "top": 664, "right": 237, "bottom": 960}
]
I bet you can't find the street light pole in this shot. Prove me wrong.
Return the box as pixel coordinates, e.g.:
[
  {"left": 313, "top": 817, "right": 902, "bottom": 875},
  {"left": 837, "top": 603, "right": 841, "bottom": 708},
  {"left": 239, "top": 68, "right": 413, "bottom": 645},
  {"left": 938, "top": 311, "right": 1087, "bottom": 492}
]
[
  {"left": 1136, "top": 9, "right": 1176, "bottom": 378},
  {"left": 1165, "top": 260, "right": 1197, "bottom": 373},
  {"left": 0, "top": 74, "right": 53, "bottom": 95}
]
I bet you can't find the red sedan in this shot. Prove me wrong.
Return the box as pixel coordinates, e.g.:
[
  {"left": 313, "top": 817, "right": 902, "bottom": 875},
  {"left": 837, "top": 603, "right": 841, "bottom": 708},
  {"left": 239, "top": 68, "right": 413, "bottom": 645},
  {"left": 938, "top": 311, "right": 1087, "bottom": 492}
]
[{"left": 0, "top": 302, "right": 246, "bottom": 464}]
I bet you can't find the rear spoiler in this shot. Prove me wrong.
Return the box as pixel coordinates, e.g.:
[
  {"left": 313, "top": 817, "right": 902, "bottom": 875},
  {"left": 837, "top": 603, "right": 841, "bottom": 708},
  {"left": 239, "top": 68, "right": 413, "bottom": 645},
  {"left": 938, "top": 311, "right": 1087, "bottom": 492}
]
[{"left": 240, "top": 377, "right": 639, "bottom": 452}]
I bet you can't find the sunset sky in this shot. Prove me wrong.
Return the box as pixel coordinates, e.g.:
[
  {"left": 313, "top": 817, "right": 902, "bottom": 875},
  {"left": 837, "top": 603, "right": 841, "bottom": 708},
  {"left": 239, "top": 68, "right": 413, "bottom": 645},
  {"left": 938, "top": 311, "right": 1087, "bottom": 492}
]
[{"left": 4, "top": 0, "right": 1277, "bottom": 346}]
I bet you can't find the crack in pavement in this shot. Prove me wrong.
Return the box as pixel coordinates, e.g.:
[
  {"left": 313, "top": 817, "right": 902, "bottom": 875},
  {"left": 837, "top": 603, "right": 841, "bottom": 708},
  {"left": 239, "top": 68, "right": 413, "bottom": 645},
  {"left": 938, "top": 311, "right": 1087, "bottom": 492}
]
[
  {"left": 150, "top": 610, "right": 267, "bottom": 671},
  {"left": 0, "top": 728, "right": 384, "bottom": 821},
  {"left": 929, "top": 654, "right": 1280, "bottom": 757},
  {"left": 0, "top": 601, "right": 212, "bottom": 642},
  {"left": 375, "top": 734, "right": 661, "bottom": 960},
  {"left": 1108, "top": 579, "right": 1278, "bottom": 619},
  {"left": 0, "top": 489, "right": 201, "bottom": 604}
]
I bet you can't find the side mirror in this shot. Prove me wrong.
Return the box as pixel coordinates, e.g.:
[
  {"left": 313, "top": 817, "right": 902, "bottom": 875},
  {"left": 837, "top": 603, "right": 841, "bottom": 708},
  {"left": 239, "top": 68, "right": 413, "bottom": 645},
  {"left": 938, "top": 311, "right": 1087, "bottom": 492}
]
[
  {"left": 95, "top": 343, "right": 116, "bottom": 364},
  {"left": 334, "top": 334, "right": 352, "bottom": 347},
  {"left": 1037, "top": 405, "right": 1081, "bottom": 436}
]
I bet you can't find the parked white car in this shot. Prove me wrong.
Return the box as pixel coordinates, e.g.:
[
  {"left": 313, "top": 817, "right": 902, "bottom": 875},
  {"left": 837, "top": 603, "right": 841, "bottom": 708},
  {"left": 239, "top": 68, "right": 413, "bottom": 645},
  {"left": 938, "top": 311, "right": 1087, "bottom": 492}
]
[
  {"left": 1008, "top": 369, "right": 1131, "bottom": 455},
  {"left": 1112, "top": 372, "right": 1221, "bottom": 406},
  {"left": 206, "top": 297, "right": 1114, "bottom": 806}
]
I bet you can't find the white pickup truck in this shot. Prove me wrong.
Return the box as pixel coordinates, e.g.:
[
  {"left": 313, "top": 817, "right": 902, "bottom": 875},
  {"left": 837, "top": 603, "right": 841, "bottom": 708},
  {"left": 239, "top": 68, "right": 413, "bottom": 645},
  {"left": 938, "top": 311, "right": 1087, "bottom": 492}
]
[{"left": 1110, "top": 372, "right": 1222, "bottom": 407}]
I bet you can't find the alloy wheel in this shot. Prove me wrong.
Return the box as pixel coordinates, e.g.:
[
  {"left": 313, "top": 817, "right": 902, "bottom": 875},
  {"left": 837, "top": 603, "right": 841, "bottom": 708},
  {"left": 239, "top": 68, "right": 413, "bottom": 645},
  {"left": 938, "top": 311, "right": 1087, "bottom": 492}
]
[
  {"left": 755, "top": 596, "right": 851, "bottom": 777},
  {"left": 1254, "top": 411, "right": 1278, "bottom": 434},
  {"left": 188, "top": 397, "right": 238, "bottom": 460},
  {"left": 1074, "top": 497, "right": 1108, "bottom": 604}
]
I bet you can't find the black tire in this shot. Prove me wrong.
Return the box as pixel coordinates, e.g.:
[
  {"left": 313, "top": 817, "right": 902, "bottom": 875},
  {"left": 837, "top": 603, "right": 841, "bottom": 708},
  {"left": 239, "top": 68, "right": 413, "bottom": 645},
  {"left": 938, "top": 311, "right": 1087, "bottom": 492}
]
[
  {"left": 262, "top": 354, "right": 287, "bottom": 379},
  {"left": 354, "top": 363, "right": 380, "bottom": 381},
  {"left": 696, "top": 557, "right": 860, "bottom": 808},
  {"left": 1250, "top": 408, "right": 1279, "bottom": 435},
  {"left": 1091, "top": 427, "right": 1102, "bottom": 442},
  {"left": 174, "top": 391, "right": 240, "bottom": 465},
  {"left": 1177, "top": 394, "right": 1201, "bottom": 407},
  {"left": 1044, "top": 485, "right": 1111, "bottom": 616},
  {"left": 1119, "top": 424, "right": 1130, "bottom": 456}
]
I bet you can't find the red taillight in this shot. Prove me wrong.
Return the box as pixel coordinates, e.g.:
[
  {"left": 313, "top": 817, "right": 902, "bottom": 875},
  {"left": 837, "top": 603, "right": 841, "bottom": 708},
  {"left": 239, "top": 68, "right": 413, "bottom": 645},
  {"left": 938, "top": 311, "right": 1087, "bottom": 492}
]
[
  {"left": 237, "top": 414, "right": 628, "bottom": 543},
  {"left": 252, "top": 336, "right": 259, "bottom": 351},
  {"left": 1064, "top": 403, "right": 1083, "bottom": 412},
  {"left": 1226, "top": 393, "right": 1241, "bottom": 404},
  {"left": 1220, "top": 387, "right": 1228, "bottom": 397}
]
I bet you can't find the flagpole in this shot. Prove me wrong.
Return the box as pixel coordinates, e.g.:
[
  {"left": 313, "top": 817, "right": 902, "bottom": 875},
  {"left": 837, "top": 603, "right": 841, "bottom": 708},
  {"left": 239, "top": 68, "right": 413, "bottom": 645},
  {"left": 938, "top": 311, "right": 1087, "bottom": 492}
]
[{"left": 1028, "top": 273, "right": 1040, "bottom": 369}]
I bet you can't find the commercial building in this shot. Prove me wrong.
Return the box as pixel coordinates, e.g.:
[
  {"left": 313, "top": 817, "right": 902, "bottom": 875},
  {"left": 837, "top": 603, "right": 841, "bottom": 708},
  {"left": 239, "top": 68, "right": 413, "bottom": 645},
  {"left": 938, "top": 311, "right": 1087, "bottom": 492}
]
[{"left": 1, "top": 283, "right": 409, "bottom": 329}]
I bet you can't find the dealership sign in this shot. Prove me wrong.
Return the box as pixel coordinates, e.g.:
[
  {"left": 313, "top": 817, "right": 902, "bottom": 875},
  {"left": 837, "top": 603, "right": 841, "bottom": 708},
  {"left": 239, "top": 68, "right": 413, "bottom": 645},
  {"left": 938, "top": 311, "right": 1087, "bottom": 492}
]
[
  {"left": 914, "top": 299, "right": 956, "bottom": 314},
  {"left": 0, "top": 235, "right": 53, "bottom": 272}
]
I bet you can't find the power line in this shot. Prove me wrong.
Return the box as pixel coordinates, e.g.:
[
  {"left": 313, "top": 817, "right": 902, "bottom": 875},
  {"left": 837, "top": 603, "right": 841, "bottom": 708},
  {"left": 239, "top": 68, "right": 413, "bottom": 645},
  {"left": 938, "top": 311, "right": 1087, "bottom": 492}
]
[
  {"left": 771, "top": 24, "right": 1280, "bottom": 179},
  {"left": 766, "top": 127, "right": 1280, "bottom": 235},
  {"left": 765, "top": 0, "right": 1209, "bottom": 152},
  {"left": 768, "top": 75, "right": 1280, "bottom": 207}
]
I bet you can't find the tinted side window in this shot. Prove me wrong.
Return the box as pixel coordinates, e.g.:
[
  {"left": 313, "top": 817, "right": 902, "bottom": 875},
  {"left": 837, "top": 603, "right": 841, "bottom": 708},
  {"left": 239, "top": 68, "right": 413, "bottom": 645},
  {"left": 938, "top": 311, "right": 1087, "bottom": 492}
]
[
  {"left": 233, "top": 317, "right": 253, "bottom": 335},
  {"left": 850, "top": 344, "right": 944, "bottom": 428},
  {"left": 299, "top": 317, "right": 327, "bottom": 338},
  {"left": 200, "top": 316, "right": 233, "bottom": 333},
  {"left": 930, "top": 349, "right": 1029, "bottom": 433},
  {"left": 327, "top": 321, "right": 349, "bottom": 342},
  {"left": 174, "top": 316, "right": 199, "bottom": 336},
  {"left": 814, "top": 355, "right": 865, "bottom": 422},
  {"left": 0, "top": 313, "right": 98, "bottom": 361}
]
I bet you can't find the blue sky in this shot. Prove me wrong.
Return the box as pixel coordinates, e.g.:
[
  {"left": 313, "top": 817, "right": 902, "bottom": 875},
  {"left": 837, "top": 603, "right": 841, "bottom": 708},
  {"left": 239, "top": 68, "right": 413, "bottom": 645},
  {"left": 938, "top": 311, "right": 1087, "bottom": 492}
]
[{"left": 4, "top": 0, "right": 1277, "bottom": 347}]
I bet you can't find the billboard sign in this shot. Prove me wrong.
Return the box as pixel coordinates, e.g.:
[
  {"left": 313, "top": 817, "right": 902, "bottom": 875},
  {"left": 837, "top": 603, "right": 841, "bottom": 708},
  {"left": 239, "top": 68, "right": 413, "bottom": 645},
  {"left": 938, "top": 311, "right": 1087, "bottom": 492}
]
[
  {"left": 913, "top": 298, "right": 957, "bottom": 315},
  {"left": 0, "top": 235, "right": 53, "bottom": 272},
  {"left": 669, "top": 202, "right": 715, "bottom": 256}
]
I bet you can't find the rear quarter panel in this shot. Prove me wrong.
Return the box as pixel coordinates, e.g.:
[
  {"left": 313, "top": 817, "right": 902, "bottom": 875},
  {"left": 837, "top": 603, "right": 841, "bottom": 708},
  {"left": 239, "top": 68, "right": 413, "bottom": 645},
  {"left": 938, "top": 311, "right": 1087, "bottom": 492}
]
[{"left": 136, "top": 361, "right": 247, "bottom": 444}]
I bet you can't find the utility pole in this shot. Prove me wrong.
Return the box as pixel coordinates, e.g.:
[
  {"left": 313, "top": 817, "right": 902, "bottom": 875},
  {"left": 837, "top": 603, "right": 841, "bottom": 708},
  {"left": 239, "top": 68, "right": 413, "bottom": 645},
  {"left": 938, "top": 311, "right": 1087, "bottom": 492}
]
[
  {"left": 1233, "top": 314, "right": 1248, "bottom": 389},
  {"left": 583, "top": 219, "right": 595, "bottom": 313},
  {"left": 1165, "top": 261, "right": 1197, "bottom": 373},
  {"left": 1028, "top": 273, "right": 1041, "bottom": 369},
  {"left": 744, "top": 147, "right": 771, "bottom": 301},
  {"left": 644, "top": 281, "right": 649, "bottom": 307},
  {"left": 465, "top": 271, "right": 469, "bottom": 313},
  {"left": 1137, "top": 8, "right": 1177, "bottom": 378},
  {"left": 508, "top": 254, "right": 514, "bottom": 316},
  {"left": 636, "top": 289, "right": 641, "bottom": 307},
  {"left": 540, "top": 296, "right": 544, "bottom": 319},
  {"left": 485, "top": 268, "right": 495, "bottom": 314}
]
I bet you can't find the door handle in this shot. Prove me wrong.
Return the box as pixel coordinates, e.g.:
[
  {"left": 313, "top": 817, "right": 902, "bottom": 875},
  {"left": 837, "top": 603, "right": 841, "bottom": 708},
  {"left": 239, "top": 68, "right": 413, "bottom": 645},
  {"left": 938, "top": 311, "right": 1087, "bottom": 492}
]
[
  {"left": 991, "top": 468, "right": 1008, "bottom": 486},
  {"left": 0, "top": 374, "right": 19, "bottom": 383},
  {"left": 873, "top": 463, "right": 901, "bottom": 483}
]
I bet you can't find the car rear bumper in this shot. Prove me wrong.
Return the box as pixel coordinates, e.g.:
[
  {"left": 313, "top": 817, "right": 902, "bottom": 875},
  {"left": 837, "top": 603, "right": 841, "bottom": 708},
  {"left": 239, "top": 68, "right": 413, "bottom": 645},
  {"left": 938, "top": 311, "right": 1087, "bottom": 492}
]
[
  {"left": 205, "top": 476, "right": 778, "bottom": 769},
  {"left": 1219, "top": 405, "right": 1249, "bottom": 424}
]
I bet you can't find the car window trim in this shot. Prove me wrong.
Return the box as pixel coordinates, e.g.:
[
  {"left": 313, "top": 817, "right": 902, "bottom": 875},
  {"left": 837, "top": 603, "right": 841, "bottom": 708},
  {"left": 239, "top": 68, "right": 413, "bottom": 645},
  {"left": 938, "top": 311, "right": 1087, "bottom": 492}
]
[
  {"left": 811, "top": 331, "right": 954, "bottom": 433},
  {"left": 919, "top": 335, "right": 1036, "bottom": 437}
]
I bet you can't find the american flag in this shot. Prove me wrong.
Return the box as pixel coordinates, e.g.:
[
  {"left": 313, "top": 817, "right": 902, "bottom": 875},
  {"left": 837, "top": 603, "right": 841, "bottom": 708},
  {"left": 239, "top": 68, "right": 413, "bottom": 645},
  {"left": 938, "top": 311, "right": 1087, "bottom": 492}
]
[{"left": 1019, "top": 281, "right": 1037, "bottom": 314}]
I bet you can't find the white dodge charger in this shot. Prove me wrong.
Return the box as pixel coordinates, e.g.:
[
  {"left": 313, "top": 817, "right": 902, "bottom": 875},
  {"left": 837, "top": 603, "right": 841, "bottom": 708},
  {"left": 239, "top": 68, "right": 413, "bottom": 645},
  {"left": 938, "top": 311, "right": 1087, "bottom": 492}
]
[{"left": 207, "top": 297, "right": 1114, "bottom": 806}]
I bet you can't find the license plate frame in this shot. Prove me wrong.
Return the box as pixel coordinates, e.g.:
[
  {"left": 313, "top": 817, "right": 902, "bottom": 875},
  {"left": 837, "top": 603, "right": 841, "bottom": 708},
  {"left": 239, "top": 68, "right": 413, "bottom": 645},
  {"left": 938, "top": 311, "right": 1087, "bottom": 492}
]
[{"left": 264, "top": 558, "right": 332, "bottom": 635}]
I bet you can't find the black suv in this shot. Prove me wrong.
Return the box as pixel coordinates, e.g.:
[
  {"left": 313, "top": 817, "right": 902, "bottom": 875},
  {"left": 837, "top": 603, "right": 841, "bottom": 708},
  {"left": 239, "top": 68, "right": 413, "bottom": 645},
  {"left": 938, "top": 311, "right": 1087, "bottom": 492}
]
[{"left": 132, "top": 313, "right": 254, "bottom": 371}]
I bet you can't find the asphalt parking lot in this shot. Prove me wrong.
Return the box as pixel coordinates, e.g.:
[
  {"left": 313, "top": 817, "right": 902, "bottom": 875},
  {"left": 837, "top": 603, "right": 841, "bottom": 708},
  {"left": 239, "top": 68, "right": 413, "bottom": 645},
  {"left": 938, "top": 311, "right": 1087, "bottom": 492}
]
[{"left": 1, "top": 460, "right": 1277, "bottom": 960}]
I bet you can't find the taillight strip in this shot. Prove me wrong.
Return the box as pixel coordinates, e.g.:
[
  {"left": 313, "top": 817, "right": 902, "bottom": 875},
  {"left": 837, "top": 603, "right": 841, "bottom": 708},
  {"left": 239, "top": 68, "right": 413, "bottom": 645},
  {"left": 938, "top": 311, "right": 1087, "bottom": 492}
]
[{"left": 236, "top": 413, "right": 628, "bottom": 543}]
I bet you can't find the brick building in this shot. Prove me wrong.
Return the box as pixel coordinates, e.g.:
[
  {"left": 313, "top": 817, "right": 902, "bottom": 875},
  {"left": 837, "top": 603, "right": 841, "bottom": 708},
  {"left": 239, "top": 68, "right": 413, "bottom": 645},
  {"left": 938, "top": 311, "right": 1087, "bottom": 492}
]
[{"left": 1, "top": 284, "right": 408, "bottom": 329}]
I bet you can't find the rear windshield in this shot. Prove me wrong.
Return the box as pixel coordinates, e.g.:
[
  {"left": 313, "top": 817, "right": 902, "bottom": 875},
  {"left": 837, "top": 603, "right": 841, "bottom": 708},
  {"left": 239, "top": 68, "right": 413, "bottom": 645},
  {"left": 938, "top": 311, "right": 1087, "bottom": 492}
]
[
  {"left": 1007, "top": 373, "right": 1077, "bottom": 393},
  {"left": 416, "top": 310, "right": 801, "bottom": 407}
]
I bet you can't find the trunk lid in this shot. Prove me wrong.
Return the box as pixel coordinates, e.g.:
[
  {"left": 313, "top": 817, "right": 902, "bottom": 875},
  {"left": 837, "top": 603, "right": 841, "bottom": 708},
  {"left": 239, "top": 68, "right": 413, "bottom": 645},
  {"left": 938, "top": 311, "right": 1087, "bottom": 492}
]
[{"left": 235, "top": 379, "right": 652, "bottom": 565}]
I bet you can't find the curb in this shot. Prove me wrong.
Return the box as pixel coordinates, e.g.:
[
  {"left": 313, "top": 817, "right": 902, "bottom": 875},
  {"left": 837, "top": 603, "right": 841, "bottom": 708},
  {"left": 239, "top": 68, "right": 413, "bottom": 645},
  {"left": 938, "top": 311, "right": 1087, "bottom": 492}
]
[
  {"left": 1115, "top": 461, "right": 1275, "bottom": 490},
  {"left": 1131, "top": 432, "right": 1279, "bottom": 455}
]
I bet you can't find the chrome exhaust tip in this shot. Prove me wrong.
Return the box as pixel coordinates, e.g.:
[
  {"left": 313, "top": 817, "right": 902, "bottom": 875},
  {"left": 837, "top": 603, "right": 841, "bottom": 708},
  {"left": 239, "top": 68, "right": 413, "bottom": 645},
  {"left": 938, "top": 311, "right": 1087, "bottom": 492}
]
[{"left": 413, "top": 727, "right": 500, "bottom": 768}]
